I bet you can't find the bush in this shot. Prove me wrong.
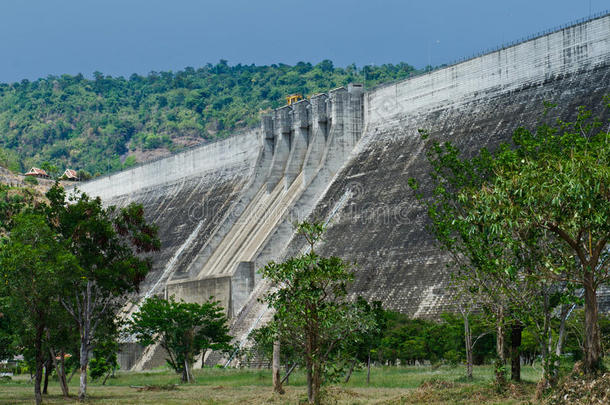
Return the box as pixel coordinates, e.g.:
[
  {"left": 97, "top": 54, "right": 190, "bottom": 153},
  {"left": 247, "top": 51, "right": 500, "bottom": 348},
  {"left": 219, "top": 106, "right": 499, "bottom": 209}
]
[{"left": 23, "top": 176, "right": 38, "bottom": 185}]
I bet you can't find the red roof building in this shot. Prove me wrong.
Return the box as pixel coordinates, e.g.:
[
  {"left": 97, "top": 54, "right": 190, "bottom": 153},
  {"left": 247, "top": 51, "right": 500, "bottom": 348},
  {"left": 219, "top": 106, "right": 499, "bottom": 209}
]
[
  {"left": 25, "top": 167, "right": 49, "bottom": 178},
  {"left": 62, "top": 169, "right": 79, "bottom": 180}
]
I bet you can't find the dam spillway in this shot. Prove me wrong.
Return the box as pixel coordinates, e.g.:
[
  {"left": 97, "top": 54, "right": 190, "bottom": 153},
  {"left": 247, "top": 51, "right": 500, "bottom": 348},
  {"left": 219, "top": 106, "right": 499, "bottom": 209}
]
[{"left": 74, "top": 12, "right": 610, "bottom": 369}]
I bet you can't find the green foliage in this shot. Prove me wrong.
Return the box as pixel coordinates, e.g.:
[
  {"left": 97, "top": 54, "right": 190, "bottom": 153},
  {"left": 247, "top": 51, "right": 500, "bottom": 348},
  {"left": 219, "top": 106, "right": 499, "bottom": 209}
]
[
  {"left": 469, "top": 102, "right": 610, "bottom": 373},
  {"left": 0, "top": 62, "right": 417, "bottom": 174},
  {"left": 122, "top": 155, "right": 137, "bottom": 168},
  {"left": 23, "top": 176, "right": 38, "bottom": 185},
  {"left": 377, "top": 311, "right": 495, "bottom": 366},
  {"left": 40, "top": 162, "right": 59, "bottom": 179},
  {"left": 0, "top": 184, "right": 36, "bottom": 233},
  {"left": 0, "top": 299, "right": 14, "bottom": 360},
  {"left": 564, "top": 310, "right": 610, "bottom": 361},
  {"left": 130, "top": 296, "right": 233, "bottom": 383},
  {"left": 248, "top": 324, "right": 299, "bottom": 367},
  {"left": 89, "top": 338, "right": 119, "bottom": 382},
  {"left": 410, "top": 101, "right": 610, "bottom": 379},
  {"left": 0, "top": 148, "right": 21, "bottom": 172},
  {"left": 46, "top": 184, "right": 160, "bottom": 293},
  {"left": 345, "top": 298, "right": 386, "bottom": 364},
  {"left": 0, "top": 211, "right": 78, "bottom": 403},
  {"left": 45, "top": 184, "right": 160, "bottom": 399},
  {"left": 250, "top": 307, "right": 499, "bottom": 369},
  {"left": 260, "top": 221, "right": 376, "bottom": 403}
]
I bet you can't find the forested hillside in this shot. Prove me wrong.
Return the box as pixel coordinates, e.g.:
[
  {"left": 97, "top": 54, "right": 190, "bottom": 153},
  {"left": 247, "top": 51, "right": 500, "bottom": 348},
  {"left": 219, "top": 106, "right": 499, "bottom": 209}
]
[{"left": 0, "top": 60, "right": 417, "bottom": 177}]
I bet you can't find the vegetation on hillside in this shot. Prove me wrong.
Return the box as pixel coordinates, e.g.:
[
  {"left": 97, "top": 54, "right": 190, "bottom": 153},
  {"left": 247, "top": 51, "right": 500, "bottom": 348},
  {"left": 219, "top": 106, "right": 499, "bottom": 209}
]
[{"left": 0, "top": 61, "right": 417, "bottom": 176}]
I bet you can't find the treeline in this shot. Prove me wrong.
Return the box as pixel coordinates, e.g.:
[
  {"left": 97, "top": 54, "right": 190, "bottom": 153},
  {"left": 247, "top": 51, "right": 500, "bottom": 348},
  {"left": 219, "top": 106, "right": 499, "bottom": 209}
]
[
  {"left": 0, "top": 61, "right": 417, "bottom": 175},
  {"left": 250, "top": 308, "right": 610, "bottom": 370}
]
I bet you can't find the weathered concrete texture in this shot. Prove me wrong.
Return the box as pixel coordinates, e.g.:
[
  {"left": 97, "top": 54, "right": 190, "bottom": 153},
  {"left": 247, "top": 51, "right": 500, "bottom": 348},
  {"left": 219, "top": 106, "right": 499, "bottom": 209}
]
[
  {"left": 269, "top": 14, "right": 610, "bottom": 318},
  {"left": 77, "top": 131, "right": 260, "bottom": 201},
  {"left": 72, "top": 134, "right": 262, "bottom": 370},
  {"left": 231, "top": 14, "right": 610, "bottom": 325},
  {"left": 304, "top": 66, "right": 610, "bottom": 317},
  {"left": 74, "top": 131, "right": 260, "bottom": 299},
  {"left": 169, "top": 84, "right": 365, "bottom": 303},
  {"left": 365, "top": 15, "right": 610, "bottom": 128}
]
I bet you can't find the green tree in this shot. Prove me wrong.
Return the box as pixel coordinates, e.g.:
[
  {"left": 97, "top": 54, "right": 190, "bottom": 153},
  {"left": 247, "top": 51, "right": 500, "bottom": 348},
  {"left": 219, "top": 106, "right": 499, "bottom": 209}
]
[
  {"left": 0, "top": 147, "right": 21, "bottom": 172},
  {"left": 40, "top": 162, "right": 59, "bottom": 179},
  {"left": 341, "top": 298, "right": 386, "bottom": 384},
  {"left": 409, "top": 121, "right": 579, "bottom": 384},
  {"left": 409, "top": 130, "right": 523, "bottom": 384},
  {"left": 129, "top": 296, "right": 233, "bottom": 383},
  {"left": 0, "top": 212, "right": 77, "bottom": 405},
  {"left": 469, "top": 103, "right": 610, "bottom": 373},
  {"left": 260, "top": 222, "right": 375, "bottom": 405},
  {"left": 45, "top": 302, "right": 79, "bottom": 397},
  {"left": 45, "top": 184, "right": 160, "bottom": 400},
  {"left": 0, "top": 298, "right": 15, "bottom": 361},
  {"left": 89, "top": 330, "right": 119, "bottom": 385},
  {"left": 249, "top": 324, "right": 300, "bottom": 373}
]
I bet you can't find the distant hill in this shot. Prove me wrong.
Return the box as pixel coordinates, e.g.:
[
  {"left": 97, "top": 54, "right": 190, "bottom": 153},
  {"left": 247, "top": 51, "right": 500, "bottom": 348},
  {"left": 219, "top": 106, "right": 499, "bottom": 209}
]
[{"left": 0, "top": 60, "right": 418, "bottom": 177}]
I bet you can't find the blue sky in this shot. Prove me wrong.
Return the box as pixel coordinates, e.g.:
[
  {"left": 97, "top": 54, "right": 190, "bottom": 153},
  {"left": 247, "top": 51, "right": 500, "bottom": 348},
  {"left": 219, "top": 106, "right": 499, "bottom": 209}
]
[{"left": 0, "top": 0, "right": 606, "bottom": 83}]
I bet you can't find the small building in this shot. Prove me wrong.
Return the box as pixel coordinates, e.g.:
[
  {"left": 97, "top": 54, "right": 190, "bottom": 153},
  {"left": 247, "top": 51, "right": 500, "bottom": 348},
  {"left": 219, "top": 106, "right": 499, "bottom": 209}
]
[
  {"left": 24, "top": 167, "right": 49, "bottom": 178},
  {"left": 61, "top": 169, "right": 79, "bottom": 181}
]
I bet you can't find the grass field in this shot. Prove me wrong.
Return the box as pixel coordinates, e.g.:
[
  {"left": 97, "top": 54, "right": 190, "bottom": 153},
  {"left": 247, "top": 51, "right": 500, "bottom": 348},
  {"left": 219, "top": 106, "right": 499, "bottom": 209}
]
[{"left": 0, "top": 365, "right": 542, "bottom": 404}]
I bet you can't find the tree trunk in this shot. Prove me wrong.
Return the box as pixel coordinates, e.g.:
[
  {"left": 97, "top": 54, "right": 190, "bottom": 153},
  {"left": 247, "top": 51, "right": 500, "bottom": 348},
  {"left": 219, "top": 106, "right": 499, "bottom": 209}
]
[
  {"left": 102, "top": 371, "right": 110, "bottom": 385},
  {"left": 272, "top": 340, "right": 283, "bottom": 393},
  {"left": 464, "top": 314, "right": 473, "bottom": 381},
  {"left": 583, "top": 271, "right": 602, "bottom": 373},
  {"left": 306, "top": 364, "right": 313, "bottom": 403},
  {"left": 510, "top": 322, "right": 522, "bottom": 382},
  {"left": 344, "top": 359, "right": 356, "bottom": 383},
  {"left": 47, "top": 328, "right": 70, "bottom": 397},
  {"left": 68, "top": 367, "right": 78, "bottom": 383},
  {"left": 551, "top": 303, "right": 571, "bottom": 382},
  {"left": 556, "top": 305, "right": 570, "bottom": 358},
  {"left": 55, "top": 351, "right": 70, "bottom": 397},
  {"left": 43, "top": 356, "right": 52, "bottom": 394},
  {"left": 181, "top": 365, "right": 188, "bottom": 382},
  {"left": 495, "top": 308, "right": 506, "bottom": 385},
  {"left": 182, "top": 357, "right": 193, "bottom": 383},
  {"left": 79, "top": 340, "right": 89, "bottom": 401},
  {"left": 306, "top": 333, "right": 313, "bottom": 404},
  {"left": 283, "top": 363, "right": 292, "bottom": 385},
  {"left": 79, "top": 282, "right": 92, "bottom": 401},
  {"left": 367, "top": 351, "right": 371, "bottom": 385},
  {"left": 312, "top": 359, "right": 322, "bottom": 405},
  {"left": 34, "top": 326, "right": 44, "bottom": 405}
]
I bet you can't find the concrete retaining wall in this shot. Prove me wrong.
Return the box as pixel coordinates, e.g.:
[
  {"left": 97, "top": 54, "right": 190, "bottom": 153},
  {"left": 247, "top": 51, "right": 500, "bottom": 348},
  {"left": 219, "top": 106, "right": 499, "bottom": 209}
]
[
  {"left": 365, "top": 15, "right": 610, "bottom": 127},
  {"left": 76, "top": 130, "right": 260, "bottom": 200}
]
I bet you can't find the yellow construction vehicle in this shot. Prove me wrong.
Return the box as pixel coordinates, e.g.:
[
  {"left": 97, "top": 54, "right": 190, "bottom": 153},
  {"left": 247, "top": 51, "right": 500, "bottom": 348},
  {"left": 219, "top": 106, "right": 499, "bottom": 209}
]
[{"left": 286, "top": 94, "right": 303, "bottom": 105}]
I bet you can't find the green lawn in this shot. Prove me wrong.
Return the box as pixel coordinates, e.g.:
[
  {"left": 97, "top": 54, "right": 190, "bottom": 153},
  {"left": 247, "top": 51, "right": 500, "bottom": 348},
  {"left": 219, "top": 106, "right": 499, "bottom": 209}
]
[{"left": 0, "top": 365, "right": 541, "bottom": 404}]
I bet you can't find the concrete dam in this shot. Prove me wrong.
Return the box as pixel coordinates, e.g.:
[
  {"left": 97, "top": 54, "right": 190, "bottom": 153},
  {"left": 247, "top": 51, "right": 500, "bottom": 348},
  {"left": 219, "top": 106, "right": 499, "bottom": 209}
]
[{"left": 74, "top": 13, "right": 610, "bottom": 369}]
